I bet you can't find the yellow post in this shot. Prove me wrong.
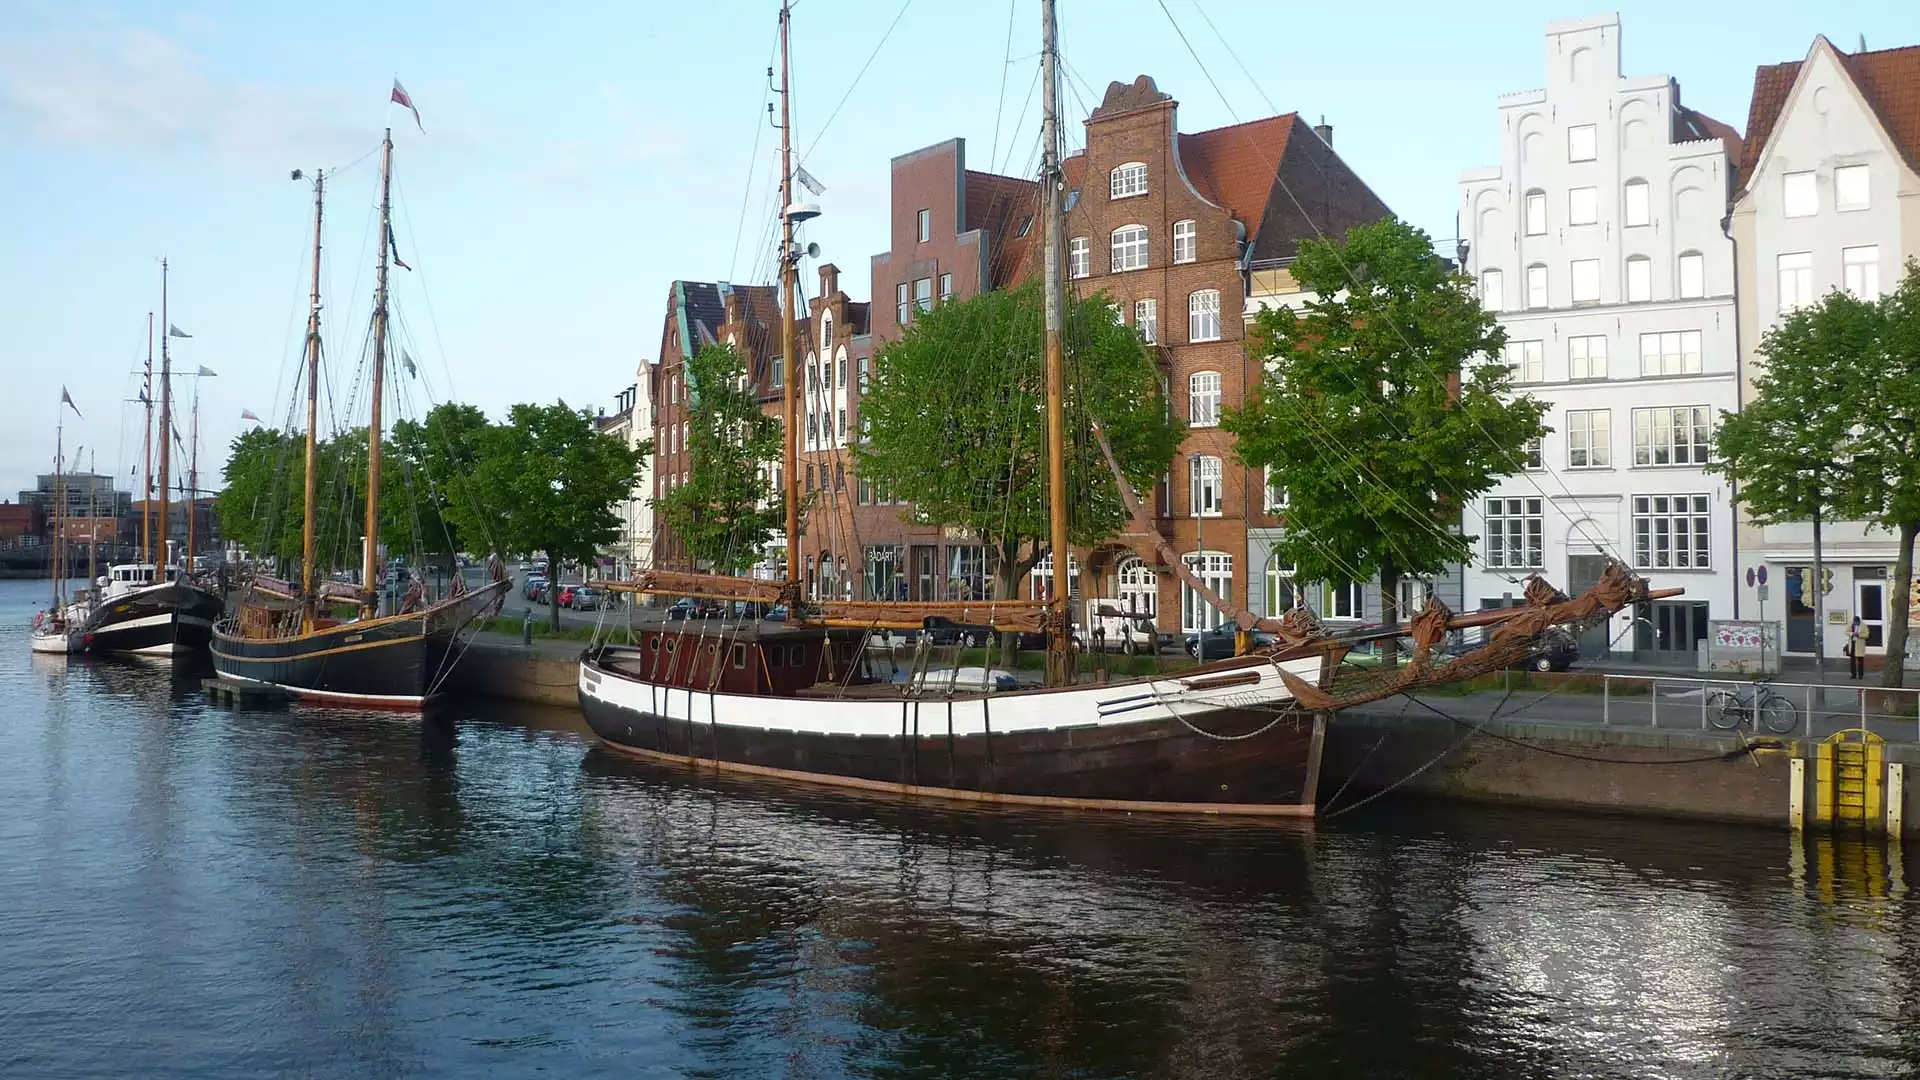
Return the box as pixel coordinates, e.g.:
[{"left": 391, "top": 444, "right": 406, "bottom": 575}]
[
  {"left": 1890, "top": 762, "right": 1906, "bottom": 837},
  {"left": 1789, "top": 757, "right": 1806, "bottom": 831}
]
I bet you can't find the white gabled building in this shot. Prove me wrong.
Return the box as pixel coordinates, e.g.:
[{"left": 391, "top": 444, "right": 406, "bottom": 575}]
[
  {"left": 1729, "top": 37, "right": 1920, "bottom": 662},
  {"left": 1458, "top": 14, "right": 1744, "bottom": 665}
]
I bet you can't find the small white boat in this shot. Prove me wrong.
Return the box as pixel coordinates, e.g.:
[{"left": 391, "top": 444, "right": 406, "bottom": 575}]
[{"left": 29, "top": 601, "right": 90, "bottom": 655}]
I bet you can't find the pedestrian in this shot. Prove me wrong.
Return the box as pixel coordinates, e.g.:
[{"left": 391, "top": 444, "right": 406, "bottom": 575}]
[{"left": 1845, "top": 616, "right": 1866, "bottom": 680}]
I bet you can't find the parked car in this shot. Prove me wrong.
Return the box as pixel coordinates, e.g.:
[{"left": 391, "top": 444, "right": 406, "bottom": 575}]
[
  {"left": 567, "top": 585, "right": 606, "bottom": 611},
  {"left": 523, "top": 575, "right": 547, "bottom": 601},
  {"left": 765, "top": 604, "right": 789, "bottom": 622},
  {"left": 1514, "top": 627, "right": 1580, "bottom": 672},
  {"left": 1184, "top": 620, "right": 1276, "bottom": 661},
  {"left": 1073, "top": 602, "right": 1158, "bottom": 654},
  {"left": 922, "top": 615, "right": 993, "bottom": 648},
  {"left": 667, "top": 597, "right": 722, "bottom": 621}
]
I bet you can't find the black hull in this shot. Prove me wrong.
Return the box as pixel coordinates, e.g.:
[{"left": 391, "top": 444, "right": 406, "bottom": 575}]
[
  {"left": 579, "top": 683, "right": 1319, "bottom": 814},
  {"left": 85, "top": 583, "right": 224, "bottom": 657}
]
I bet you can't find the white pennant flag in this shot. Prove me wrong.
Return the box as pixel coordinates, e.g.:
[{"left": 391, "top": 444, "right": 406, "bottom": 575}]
[{"left": 794, "top": 164, "right": 826, "bottom": 197}]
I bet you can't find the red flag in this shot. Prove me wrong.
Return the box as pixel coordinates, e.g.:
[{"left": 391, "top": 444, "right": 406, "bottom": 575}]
[{"left": 391, "top": 79, "right": 423, "bottom": 132}]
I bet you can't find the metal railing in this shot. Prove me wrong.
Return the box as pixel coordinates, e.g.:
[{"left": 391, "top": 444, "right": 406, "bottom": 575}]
[{"left": 1600, "top": 673, "right": 1920, "bottom": 741}]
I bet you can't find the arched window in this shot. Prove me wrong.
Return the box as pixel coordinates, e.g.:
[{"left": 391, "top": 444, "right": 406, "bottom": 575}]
[
  {"left": 1109, "top": 161, "right": 1148, "bottom": 199},
  {"left": 1028, "top": 551, "right": 1079, "bottom": 601},
  {"left": 1264, "top": 552, "right": 1298, "bottom": 615},
  {"left": 1116, "top": 555, "right": 1156, "bottom": 618},
  {"left": 1188, "top": 289, "right": 1221, "bottom": 342},
  {"left": 1172, "top": 219, "right": 1197, "bottom": 263},
  {"left": 1188, "top": 455, "right": 1223, "bottom": 517},
  {"left": 1111, "top": 224, "right": 1149, "bottom": 272},
  {"left": 1524, "top": 189, "right": 1547, "bottom": 235},
  {"left": 1480, "top": 269, "right": 1503, "bottom": 311},
  {"left": 1189, "top": 371, "right": 1222, "bottom": 426},
  {"left": 1180, "top": 551, "right": 1233, "bottom": 633},
  {"left": 1068, "top": 237, "right": 1089, "bottom": 279},
  {"left": 820, "top": 312, "right": 833, "bottom": 352},
  {"left": 1623, "top": 178, "right": 1650, "bottom": 227}
]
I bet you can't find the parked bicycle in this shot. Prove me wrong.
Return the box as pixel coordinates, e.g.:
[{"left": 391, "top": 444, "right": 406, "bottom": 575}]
[{"left": 1706, "top": 681, "right": 1800, "bottom": 734}]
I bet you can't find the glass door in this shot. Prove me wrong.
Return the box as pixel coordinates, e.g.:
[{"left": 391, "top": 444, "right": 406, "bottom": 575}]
[{"left": 1856, "top": 573, "right": 1886, "bottom": 652}]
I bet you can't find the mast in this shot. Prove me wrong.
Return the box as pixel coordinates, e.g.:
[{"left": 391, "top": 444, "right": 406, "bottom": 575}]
[
  {"left": 142, "top": 313, "right": 154, "bottom": 566},
  {"left": 363, "top": 131, "right": 393, "bottom": 618},
  {"left": 187, "top": 379, "right": 199, "bottom": 569},
  {"left": 1040, "top": 0, "right": 1072, "bottom": 686},
  {"left": 778, "top": 0, "right": 800, "bottom": 596},
  {"left": 51, "top": 415, "right": 63, "bottom": 607},
  {"left": 302, "top": 169, "right": 325, "bottom": 625},
  {"left": 87, "top": 452, "right": 97, "bottom": 588},
  {"left": 157, "top": 259, "right": 172, "bottom": 575}
]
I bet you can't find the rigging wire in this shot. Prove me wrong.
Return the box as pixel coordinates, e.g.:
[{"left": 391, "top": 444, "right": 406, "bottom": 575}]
[{"left": 794, "top": 0, "right": 916, "bottom": 168}]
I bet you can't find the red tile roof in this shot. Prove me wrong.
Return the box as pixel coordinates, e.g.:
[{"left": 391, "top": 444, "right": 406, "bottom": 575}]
[
  {"left": 964, "top": 169, "right": 1042, "bottom": 290},
  {"left": 1671, "top": 105, "right": 1744, "bottom": 175},
  {"left": 1745, "top": 41, "right": 1920, "bottom": 180},
  {"left": 1177, "top": 113, "right": 1298, "bottom": 241}
]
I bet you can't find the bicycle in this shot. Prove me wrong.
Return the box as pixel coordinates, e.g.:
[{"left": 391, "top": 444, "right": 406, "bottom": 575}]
[{"left": 1706, "top": 682, "right": 1800, "bottom": 734}]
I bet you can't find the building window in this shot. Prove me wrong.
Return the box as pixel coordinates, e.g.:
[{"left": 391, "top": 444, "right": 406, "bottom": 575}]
[
  {"left": 805, "top": 464, "right": 816, "bottom": 492},
  {"left": 1570, "top": 258, "right": 1600, "bottom": 304},
  {"left": 834, "top": 461, "right": 846, "bottom": 490},
  {"left": 1523, "top": 436, "right": 1544, "bottom": 470},
  {"left": 1638, "top": 330, "right": 1702, "bottom": 376},
  {"left": 1632, "top": 494, "right": 1711, "bottom": 569},
  {"left": 857, "top": 355, "right": 870, "bottom": 391},
  {"left": 1632, "top": 405, "right": 1712, "bottom": 466},
  {"left": 1504, "top": 339, "right": 1544, "bottom": 383},
  {"left": 837, "top": 408, "right": 846, "bottom": 439},
  {"left": 917, "top": 208, "right": 931, "bottom": 242},
  {"left": 1480, "top": 269, "right": 1503, "bottom": 311},
  {"left": 1264, "top": 554, "right": 1298, "bottom": 614},
  {"left": 1189, "top": 371, "right": 1222, "bottom": 426},
  {"left": 1188, "top": 289, "right": 1221, "bottom": 342},
  {"left": 1263, "top": 465, "right": 1288, "bottom": 512},
  {"left": 1783, "top": 171, "right": 1816, "bottom": 218},
  {"left": 896, "top": 282, "right": 910, "bottom": 325},
  {"left": 1135, "top": 298, "right": 1158, "bottom": 344},
  {"left": 1677, "top": 252, "right": 1705, "bottom": 299},
  {"left": 1569, "top": 334, "right": 1607, "bottom": 380},
  {"left": 1484, "top": 497, "right": 1544, "bottom": 569},
  {"left": 1111, "top": 224, "right": 1149, "bottom": 272},
  {"left": 1116, "top": 554, "right": 1157, "bottom": 617},
  {"left": 1028, "top": 551, "right": 1078, "bottom": 602},
  {"left": 771, "top": 356, "right": 784, "bottom": 389},
  {"left": 1568, "top": 186, "right": 1599, "bottom": 226},
  {"left": 1068, "top": 237, "right": 1089, "bottom": 279},
  {"left": 1526, "top": 264, "right": 1548, "bottom": 308},
  {"left": 1189, "top": 455, "right": 1223, "bottom": 517},
  {"left": 864, "top": 545, "right": 904, "bottom": 601},
  {"left": 1626, "top": 255, "right": 1652, "bottom": 303},
  {"left": 1398, "top": 578, "right": 1431, "bottom": 619},
  {"left": 1172, "top": 219, "right": 1197, "bottom": 263},
  {"left": 820, "top": 313, "right": 833, "bottom": 352},
  {"left": 1109, "top": 161, "right": 1148, "bottom": 199},
  {"left": 911, "top": 277, "right": 932, "bottom": 314},
  {"left": 939, "top": 273, "right": 952, "bottom": 301},
  {"left": 1568, "top": 124, "right": 1597, "bottom": 162},
  {"left": 1180, "top": 551, "right": 1232, "bottom": 633},
  {"left": 1323, "top": 579, "right": 1364, "bottom": 621},
  {"left": 1835, "top": 164, "right": 1869, "bottom": 212},
  {"left": 1624, "top": 179, "right": 1650, "bottom": 227},
  {"left": 1844, "top": 245, "right": 1880, "bottom": 300},
  {"left": 946, "top": 545, "right": 988, "bottom": 601},
  {"left": 1567, "top": 409, "right": 1611, "bottom": 468},
  {"left": 836, "top": 357, "right": 847, "bottom": 388},
  {"left": 1778, "top": 251, "right": 1813, "bottom": 312},
  {"left": 1524, "top": 190, "right": 1547, "bottom": 235}
]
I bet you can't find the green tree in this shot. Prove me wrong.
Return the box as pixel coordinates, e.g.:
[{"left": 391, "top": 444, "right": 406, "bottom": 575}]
[
  {"left": 653, "top": 343, "right": 783, "bottom": 574},
  {"left": 855, "top": 283, "right": 1183, "bottom": 600},
  {"left": 217, "top": 426, "right": 305, "bottom": 557},
  {"left": 1223, "top": 217, "right": 1546, "bottom": 658},
  {"left": 459, "top": 401, "right": 644, "bottom": 629},
  {"left": 391, "top": 403, "right": 495, "bottom": 579},
  {"left": 1860, "top": 262, "right": 1920, "bottom": 686},
  {"left": 1710, "top": 289, "right": 1879, "bottom": 679}
]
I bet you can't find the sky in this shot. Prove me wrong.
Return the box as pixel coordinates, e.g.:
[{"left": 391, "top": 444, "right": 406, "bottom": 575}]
[{"left": 0, "top": 0, "right": 1912, "bottom": 502}]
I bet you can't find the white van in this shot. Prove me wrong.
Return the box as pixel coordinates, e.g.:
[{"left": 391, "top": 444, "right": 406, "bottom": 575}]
[{"left": 1074, "top": 600, "right": 1157, "bottom": 654}]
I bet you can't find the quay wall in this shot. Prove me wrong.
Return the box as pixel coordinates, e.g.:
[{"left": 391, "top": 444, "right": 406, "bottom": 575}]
[
  {"left": 1323, "top": 709, "right": 1920, "bottom": 836},
  {"left": 447, "top": 642, "right": 581, "bottom": 707}
]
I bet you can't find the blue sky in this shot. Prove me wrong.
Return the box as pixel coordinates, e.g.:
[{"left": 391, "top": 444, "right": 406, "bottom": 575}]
[{"left": 0, "top": 0, "right": 1910, "bottom": 501}]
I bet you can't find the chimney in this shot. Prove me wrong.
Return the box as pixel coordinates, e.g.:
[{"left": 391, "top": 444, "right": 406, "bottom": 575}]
[{"left": 1311, "top": 115, "right": 1333, "bottom": 147}]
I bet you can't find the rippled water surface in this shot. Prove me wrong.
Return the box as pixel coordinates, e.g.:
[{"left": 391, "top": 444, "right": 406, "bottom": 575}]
[{"left": 4, "top": 579, "right": 1919, "bottom": 1078}]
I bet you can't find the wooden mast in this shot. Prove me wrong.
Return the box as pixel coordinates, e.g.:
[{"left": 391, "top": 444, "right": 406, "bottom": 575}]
[
  {"left": 51, "top": 414, "right": 63, "bottom": 607},
  {"left": 301, "top": 169, "right": 325, "bottom": 626},
  {"left": 157, "top": 259, "right": 173, "bottom": 576},
  {"left": 142, "top": 313, "right": 154, "bottom": 566},
  {"left": 87, "top": 452, "right": 97, "bottom": 589},
  {"left": 1039, "top": 0, "right": 1072, "bottom": 687},
  {"left": 778, "top": 0, "right": 800, "bottom": 598},
  {"left": 363, "top": 131, "right": 393, "bottom": 618},
  {"left": 187, "top": 378, "right": 199, "bottom": 568}
]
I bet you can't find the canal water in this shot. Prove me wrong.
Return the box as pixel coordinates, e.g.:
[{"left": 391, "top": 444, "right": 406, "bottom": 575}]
[{"left": 4, "top": 579, "right": 1919, "bottom": 1079}]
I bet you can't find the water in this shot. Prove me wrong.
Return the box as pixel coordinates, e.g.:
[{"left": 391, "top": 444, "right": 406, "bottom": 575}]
[{"left": 3, "top": 578, "right": 1918, "bottom": 1079}]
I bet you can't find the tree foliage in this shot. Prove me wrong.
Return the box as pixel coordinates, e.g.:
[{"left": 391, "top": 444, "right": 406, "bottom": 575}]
[
  {"left": 1223, "top": 217, "right": 1547, "bottom": 642},
  {"left": 653, "top": 343, "right": 784, "bottom": 575},
  {"left": 217, "top": 425, "right": 369, "bottom": 579},
  {"left": 391, "top": 403, "right": 493, "bottom": 571},
  {"left": 855, "top": 282, "right": 1184, "bottom": 598}
]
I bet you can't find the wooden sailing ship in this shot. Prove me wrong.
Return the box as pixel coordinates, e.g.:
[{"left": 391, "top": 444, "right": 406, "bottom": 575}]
[
  {"left": 577, "top": 0, "right": 1681, "bottom": 812},
  {"left": 211, "top": 132, "right": 506, "bottom": 706}
]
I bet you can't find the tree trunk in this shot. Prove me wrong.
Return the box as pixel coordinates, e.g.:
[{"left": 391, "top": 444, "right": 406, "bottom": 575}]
[
  {"left": 1880, "top": 519, "right": 1917, "bottom": 688},
  {"left": 1378, "top": 556, "right": 1400, "bottom": 671},
  {"left": 547, "top": 546, "right": 562, "bottom": 632}
]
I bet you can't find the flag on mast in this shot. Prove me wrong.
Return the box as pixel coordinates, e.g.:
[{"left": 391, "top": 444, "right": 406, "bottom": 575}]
[
  {"left": 196, "top": 365, "right": 217, "bottom": 377},
  {"left": 60, "top": 386, "right": 81, "bottom": 417},
  {"left": 391, "top": 79, "right": 424, "bottom": 132},
  {"left": 240, "top": 409, "right": 261, "bottom": 423},
  {"left": 401, "top": 350, "right": 417, "bottom": 378},
  {"left": 794, "top": 165, "right": 827, "bottom": 197},
  {"left": 168, "top": 324, "right": 191, "bottom": 339},
  {"left": 389, "top": 224, "right": 411, "bottom": 271}
]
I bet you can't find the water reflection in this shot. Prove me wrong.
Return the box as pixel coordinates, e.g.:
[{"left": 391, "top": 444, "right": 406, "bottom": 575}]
[{"left": 3, "top": 574, "right": 1920, "bottom": 1078}]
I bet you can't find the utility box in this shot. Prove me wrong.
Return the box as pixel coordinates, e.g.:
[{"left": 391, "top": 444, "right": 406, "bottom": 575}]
[{"left": 1701, "top": 620, "right": 1781, "bottom": 674}]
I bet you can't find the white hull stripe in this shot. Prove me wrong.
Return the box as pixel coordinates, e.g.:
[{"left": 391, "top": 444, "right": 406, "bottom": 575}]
[
  {"left": 92, "top": 612, "right": 214, "bottom": 635},
  {"left": 214, "top": 669, "right": 426, "bottom": 708},
  {"left": 579, "top": 652, "right": 1320, "bottom": 739}
]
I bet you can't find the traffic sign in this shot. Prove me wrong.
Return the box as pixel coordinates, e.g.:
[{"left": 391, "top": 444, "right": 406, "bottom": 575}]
[
  {"left": 1757, "top": 565, "right": 1768, "bottom": 585},
  {"left": 1746, "top": 568, "right": 1755, "bottom": 587}
]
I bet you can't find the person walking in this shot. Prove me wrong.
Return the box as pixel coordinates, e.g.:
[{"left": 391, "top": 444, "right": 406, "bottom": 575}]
[{"left": 1845, "top": 616, "right": 1866, "bottom": 680}]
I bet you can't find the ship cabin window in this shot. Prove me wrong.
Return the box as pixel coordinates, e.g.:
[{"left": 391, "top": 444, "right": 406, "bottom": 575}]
[{"left": 732, "top": 643, "right": 747, "bottom": 669}]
